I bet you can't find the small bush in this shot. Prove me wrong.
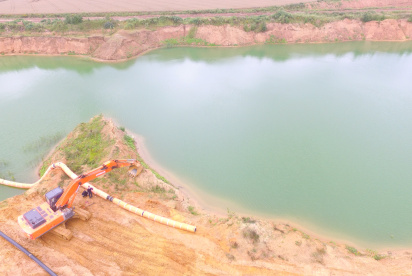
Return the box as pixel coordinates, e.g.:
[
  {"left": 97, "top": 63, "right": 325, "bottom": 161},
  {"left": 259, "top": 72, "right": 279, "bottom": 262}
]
[
  {"left": 243, "top": 228, "right": 260, "bottom": 244},
  {"left": 272, "top": 10, "right": 293, "bottom": 24},
  {"left": 151, "top": 185, "right": 166, "bottom": 193},
  {"left": 230, "top": 241, "right": 239, "bottom": 249},
  {"left": 311, "top": 248, "right": 326, "bottom": 265},
  {"left": 346, "top": 245, "right": 362, "bottom": 256},
  {"left": 188, "top": 206, "right": 199, "bottom": 215},
  {"left": 374, "top": 254, "right": 386, "bottom": 260},
  {"left": 226, "top": 253, "right": 235, "bottom": 261},
  {"left": 65, "top": 14, "right": 83, "bottom": 25},
  {"left": 103, "top": 21, "right": 115, "bottom": 29},
  {"left": 244, "top": 21, "right": 267, "bottom": 33},
  {"left": 242, "top": 217, "right": 256, "bottom": 223},
  {"left": 408, "top": 15, "right": 412, "bottom": 22},
  {"left": 361, "top": 12, "right": 385, "bottom": 23}
]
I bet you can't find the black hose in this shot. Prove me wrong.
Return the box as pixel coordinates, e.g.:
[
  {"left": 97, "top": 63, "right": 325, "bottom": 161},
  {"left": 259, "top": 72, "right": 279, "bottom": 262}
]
[{"left": 0, "top": 230, "right": 57, "bottom": 276}]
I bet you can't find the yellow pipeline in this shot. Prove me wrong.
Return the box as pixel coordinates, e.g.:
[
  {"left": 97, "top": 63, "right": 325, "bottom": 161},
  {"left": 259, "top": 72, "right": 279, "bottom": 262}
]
[{"left": 0, "top": 162, "right": 196, "bottom": 233}]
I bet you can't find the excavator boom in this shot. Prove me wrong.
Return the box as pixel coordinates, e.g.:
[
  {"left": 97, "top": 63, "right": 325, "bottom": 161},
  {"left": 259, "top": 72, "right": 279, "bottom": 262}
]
[{"left": 18, "top": 159, "right": 140, "bottom": 240}]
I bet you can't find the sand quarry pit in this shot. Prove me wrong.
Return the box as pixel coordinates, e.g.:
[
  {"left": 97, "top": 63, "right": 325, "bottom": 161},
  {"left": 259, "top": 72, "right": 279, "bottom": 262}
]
[
  {"left": 2, "top": 116, "right": 412, "bottom": 275},
  {"left": 0, "top": 0, "right": 315, "bottom": 15}
]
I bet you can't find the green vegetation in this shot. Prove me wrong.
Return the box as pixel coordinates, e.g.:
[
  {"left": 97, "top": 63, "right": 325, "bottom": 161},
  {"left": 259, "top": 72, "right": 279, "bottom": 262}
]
[
  {"left": 295, "top": 240, "right": 302, "bottom": 246},
  {"left": 243, "top": 228, "right": 260, "bottom": 244},
  {"left": 39, "top": 157, "right": 52, "bottom": 177},
  {"left": 408, "top": 15, "right": 412, "bottom": 22},
  {"left": 123, "top": 134, "right": 136, "bottom": 151},
  {"left": 265, "top": 34, "right": 287, "bottom": 44},
  {"left": 226, "top": 253, "right": 235, "bottom": 261},
  {"left": 366, "top": 249, "right": 387, "bottom": 261},
  {"left": 134, "top": 149, "right": 170, "bottom": 184},
  {"left": 242, "top": 217, "right": 256, "bottom": 223},
  {"left": 151, "top": 184, "right": 166, "bottom": 193},
  {"left": 65, "top": 14, "right": 83, "bottom": 25},
  {"left": 243, "top": 20, "right": 267, "bottom": 32},
  {"left": 346, "top": 245, "right": 362, "bottom": 256},
  {"left": 62, "top": 115, "right": 113, "bottom": 173},
  {"left": 302, "top": 232, "right": 310, "bottom": 239},
  {"left": 162, "top": 27, "right": 217, "bottom": 47},
  {"left": 373, "top": 254, "right": 387, "bottom": 261},
  {"left": 118, "top": 126, "right": 126, "bottom": 132},
  {"left": 0, "top": 3, "right": 406, "bottom": 36},
  {"left": 360, "top": 12, "right": 385, "bottom": 22},
  {"left": 311, "top": 247, "right": 326, "bottom": 265},
  {"left": 188, "top": 205, "right": 199, "bottom": 215}
]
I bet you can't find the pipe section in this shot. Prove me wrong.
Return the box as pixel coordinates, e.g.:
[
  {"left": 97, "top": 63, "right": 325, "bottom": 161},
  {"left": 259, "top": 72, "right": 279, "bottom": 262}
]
[
  {"left": 0, "top": 230, "right": 58, "bottom": 276},
  {"left": 0, "top": 162, "right": 196, "bottom": 233}
]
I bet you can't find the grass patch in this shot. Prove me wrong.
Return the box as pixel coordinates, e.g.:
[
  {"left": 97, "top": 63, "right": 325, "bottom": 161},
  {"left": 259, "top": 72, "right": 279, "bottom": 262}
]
[
  {"left": 361, "top": 11, "right": 385, "bottom": 22},
  {"left": 302, "top": 232, "right": 310, "bottom": 239},
  {"left": 265, "top": 34, "right": 287, "bottom": 44},
  {"left": 346, "top": 245, "right": 362, "bottom": 256},
  {"left": 62, "top": 115, "right": 113, "bottom": 173},
  {"left": 123, "top": 134, "right": 136, "bottom": 151},
  {"left": 151, "top": 185, "right": 166, "bottom": 193},
  {"left": 366, "top": 249, "right": 387, "bottom": 261},
  {"left": 188, "top": 205, "right": 199, "bottom": 215},
  {"left": 39, "top": 157, "right": 52, "bottom": 177},
  {"left": 135, "top": 151, "right": 170, "bottom": 184}
]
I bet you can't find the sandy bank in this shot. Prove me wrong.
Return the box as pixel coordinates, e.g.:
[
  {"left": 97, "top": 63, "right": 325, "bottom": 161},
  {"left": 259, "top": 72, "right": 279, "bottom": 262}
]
[{"left": 1, "top": 19, "right": 411, "bottom": 61}]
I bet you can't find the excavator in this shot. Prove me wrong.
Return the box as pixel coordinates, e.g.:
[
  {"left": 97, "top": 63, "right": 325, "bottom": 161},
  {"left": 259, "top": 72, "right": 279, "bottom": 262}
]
[{"left": 17, "top": 159, "right": 141, "bottom": 240}]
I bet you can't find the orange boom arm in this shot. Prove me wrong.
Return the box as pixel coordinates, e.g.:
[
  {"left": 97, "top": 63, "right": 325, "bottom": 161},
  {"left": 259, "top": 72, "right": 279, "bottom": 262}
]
[{"left": 55, "top": 159, "right": 139, "bottom": 210}]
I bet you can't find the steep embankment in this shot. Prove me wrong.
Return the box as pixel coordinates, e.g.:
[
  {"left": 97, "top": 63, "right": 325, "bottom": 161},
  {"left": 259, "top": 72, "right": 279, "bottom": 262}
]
[
  {"left": 1, "top": 116, "right": 412, "bottom": 275},
  {"left": 1, "top": 19, "right": 411, "bottom": 61}
]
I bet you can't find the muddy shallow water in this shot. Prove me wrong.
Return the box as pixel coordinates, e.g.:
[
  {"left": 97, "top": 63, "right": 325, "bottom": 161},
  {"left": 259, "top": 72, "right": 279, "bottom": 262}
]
[{"left": 1, "top": 41, "right": 412, "bottom": 248}]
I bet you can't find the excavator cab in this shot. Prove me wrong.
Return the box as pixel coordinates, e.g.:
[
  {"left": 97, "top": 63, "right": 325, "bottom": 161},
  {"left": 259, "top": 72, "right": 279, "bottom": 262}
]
[{"left": 45, "top": 187, "right": 64, "bottom": 212}]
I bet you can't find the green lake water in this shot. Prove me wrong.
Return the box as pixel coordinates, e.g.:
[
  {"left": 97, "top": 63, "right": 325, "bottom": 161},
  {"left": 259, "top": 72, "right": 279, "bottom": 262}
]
[{"left": 1, "top": 41, "right": 412, "bottom": 248}]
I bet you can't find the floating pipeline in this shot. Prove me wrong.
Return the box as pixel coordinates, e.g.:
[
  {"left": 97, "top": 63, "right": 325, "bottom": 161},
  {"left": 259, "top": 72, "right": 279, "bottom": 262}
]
[{"left": 0, "top": 162, "right": 196, "bottom": 233}]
